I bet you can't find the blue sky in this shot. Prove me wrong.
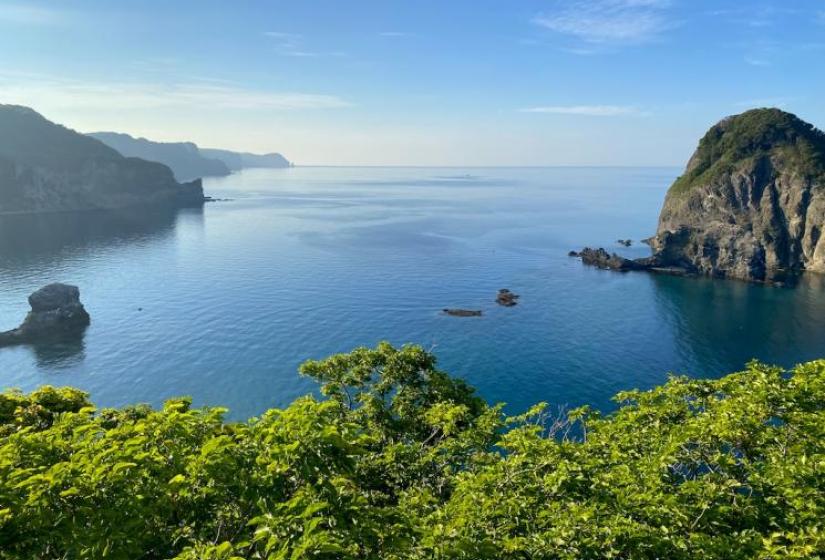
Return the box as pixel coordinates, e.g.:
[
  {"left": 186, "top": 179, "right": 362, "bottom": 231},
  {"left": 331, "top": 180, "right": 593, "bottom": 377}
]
[{"left": 1, "top": 0, "right": 823, "bottom": 165}]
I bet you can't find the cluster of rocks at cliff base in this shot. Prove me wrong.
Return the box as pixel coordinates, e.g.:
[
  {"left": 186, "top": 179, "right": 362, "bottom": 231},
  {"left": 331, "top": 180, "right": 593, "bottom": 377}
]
[
  {"left": 0, "top": 284, "right": 90, "bottom": 347},
  {"left": 574, "top": 108, "right": 825, "bottom": 284}
]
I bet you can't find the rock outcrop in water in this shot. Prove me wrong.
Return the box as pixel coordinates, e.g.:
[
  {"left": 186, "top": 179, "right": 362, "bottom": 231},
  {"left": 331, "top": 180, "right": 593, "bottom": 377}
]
[
  {"left": 649, "top": 108, "right": 825, "bottom": 282},
  {"left": 576, "top": 247, "right": 647, "bottom": 271},
  {"left": 495, "top": 289, "right": 519, "bottom": 306},
  {"left": 0, "top": 284, "right": 90, "bottom": 347},
  {"left": 0, "top": 105, "right": 204, "bottom": 214}
]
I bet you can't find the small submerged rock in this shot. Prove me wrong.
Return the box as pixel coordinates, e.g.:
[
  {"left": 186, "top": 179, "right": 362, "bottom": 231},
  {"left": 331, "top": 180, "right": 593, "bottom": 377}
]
[
  {"left": 617, "top": 239, "right": 632, "bottom": 247},
  {"left": 442, "top": 308, "right": 482, "bottom": 317},
  {"left": 496, "top": 289, "right": 519, "bottom": 307},
  {"left": 0, "top": 283, "right": 90, "bottom": 347}
]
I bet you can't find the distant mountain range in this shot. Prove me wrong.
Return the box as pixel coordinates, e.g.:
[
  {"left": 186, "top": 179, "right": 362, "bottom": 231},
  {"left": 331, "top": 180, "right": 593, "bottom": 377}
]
[
  {"left": 0, "top": 105, "right": 204, "bottom": 214},
  {"left": 88, "top": 132, "right": 291, "bottom": 182}
]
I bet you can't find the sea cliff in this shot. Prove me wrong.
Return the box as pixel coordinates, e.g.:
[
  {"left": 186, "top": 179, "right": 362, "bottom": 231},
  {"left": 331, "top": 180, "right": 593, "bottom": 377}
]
[
  {"left": 0, "top": 105, "right": 204, "bottom": 214},
  {"left": 650, "top": 108, "right": 825, "bottom": 282}
]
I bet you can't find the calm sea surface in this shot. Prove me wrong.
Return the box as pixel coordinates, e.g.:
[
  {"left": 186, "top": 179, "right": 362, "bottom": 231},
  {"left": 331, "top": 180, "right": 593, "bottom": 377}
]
[{"left": 2, "top": 167, "right": 825, "bottom": 418}]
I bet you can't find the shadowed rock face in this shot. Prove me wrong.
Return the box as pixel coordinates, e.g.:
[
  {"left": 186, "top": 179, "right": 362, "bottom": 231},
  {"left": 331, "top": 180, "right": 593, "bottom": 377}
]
[
  {"left": 0, "top": 284, "right": 90, "bottom": 347},
  {"left": 650, "top": 108, "right": 825, "bottom": 283},
  {"left": 0, "top": 105, "right": 204, "bottom": 214}
]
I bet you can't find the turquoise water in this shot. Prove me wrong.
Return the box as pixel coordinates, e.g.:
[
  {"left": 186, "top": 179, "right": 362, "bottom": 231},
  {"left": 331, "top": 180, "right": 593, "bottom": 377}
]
[{"left": 2, "top": 167, "right": 825, "bottom": 419}]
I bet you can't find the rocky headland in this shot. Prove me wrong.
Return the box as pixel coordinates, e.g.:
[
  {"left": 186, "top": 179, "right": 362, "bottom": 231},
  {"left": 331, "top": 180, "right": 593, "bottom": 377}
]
[
  {"left": 88, "top": 133, "right": 292, "bottom": 182},
  {"left": 575, "top": 108, "right": 825, "bottom": 284},
  {"left": 0, "top": 105, "right": 205, "bottom": 214},
  {"left": 87, "top": 132, "right": 232, "bottom": 182},
  {"left": 0, "top": 284, "right": 90, "bottom": 347},
  {"left": 199, "top": 148, "right": 291, "bottom": 172}
]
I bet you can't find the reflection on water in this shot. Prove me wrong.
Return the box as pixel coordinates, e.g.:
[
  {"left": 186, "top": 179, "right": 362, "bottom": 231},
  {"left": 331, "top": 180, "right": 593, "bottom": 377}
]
[
  {"left": 0, "top": 206, "right": 201, "bottom": 269},
  {"left": 651, "top": 272, "right": 825, "bottom": 377},
  {"left": 28, "top": 333, "right": 87, "bottom": 368}
]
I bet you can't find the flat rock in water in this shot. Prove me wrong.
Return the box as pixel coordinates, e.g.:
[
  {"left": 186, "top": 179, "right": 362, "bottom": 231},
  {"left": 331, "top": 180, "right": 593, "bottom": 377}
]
[{"left": 442, "top": 308, "right": 482, "bottom": 317}]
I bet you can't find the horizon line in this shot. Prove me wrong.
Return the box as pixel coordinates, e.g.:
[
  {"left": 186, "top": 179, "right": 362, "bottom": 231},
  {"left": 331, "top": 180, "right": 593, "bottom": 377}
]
[{"left": 281, "top": 164, "right": 684, "bottom": 169}]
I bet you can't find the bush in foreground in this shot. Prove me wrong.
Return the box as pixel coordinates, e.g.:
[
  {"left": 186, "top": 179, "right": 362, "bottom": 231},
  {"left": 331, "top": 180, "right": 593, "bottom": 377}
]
[{"left": 1, "top": 343, "right": 823, "bottom": 559}]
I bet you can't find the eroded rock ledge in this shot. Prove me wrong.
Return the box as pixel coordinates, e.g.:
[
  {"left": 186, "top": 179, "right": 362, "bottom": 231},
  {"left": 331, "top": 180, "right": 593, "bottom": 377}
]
[{"left": 570, "top": 248, "right": 693, "bottom": 277}]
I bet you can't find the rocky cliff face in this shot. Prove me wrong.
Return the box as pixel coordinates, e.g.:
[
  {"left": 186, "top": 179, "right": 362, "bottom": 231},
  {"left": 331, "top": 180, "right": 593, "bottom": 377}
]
[
  {"left": 0, "top": 105, "right": 204, "bottom": 214},
  {"left": 651, "top": 108, "right": 825, "bottom": 282}
]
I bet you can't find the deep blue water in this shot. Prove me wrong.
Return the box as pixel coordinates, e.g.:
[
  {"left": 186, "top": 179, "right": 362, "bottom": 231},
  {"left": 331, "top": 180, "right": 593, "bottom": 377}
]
[{"left": 2, "top": 167, "right": 825, "bottom": 419}]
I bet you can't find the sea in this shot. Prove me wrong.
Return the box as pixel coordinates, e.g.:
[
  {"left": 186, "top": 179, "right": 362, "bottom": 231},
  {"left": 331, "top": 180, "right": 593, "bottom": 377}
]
[{"left": 2, "top": 167, "right": 824, "bottom": 419}]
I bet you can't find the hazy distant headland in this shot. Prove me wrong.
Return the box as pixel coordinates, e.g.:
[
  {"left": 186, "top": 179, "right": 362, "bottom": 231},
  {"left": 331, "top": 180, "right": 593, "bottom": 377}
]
[
  {"left": 86, "top": 132, "right": 232, "bottom": 182},
  {"left": 88, "top": 132, "right": 292, "bottom": 182}
]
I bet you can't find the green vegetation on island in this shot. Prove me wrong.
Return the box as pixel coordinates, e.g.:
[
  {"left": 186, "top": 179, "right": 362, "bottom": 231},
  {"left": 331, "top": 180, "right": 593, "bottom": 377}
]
[
  {"left": 669, "top": 108, "right": 825, "bottom": 197},
  {"left": 652, "top": 108, "right": 825, "bottom": 282},
  {"left": 1, "top": 343, "right": 823, "bottom": 559}
]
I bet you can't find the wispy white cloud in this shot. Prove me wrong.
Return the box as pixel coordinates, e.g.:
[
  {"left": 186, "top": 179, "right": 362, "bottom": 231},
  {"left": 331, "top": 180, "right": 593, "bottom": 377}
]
[
  {"left": 0, "top": 72, "right": 351, "bottom": 112},
  {"left": 708, "top": 6, "right": 803, "bottom": 28},
  {"left": 0, "top": 2, "right": 66, "bottom": 25},
  {"left": 521, "top": 105, "right": 642, "bottom": 116},
  {"left": 533, "top": 0, "right": 674, "bottom": 45},
  {"left": 263, "top": 30, "right": 346, "bottom": 58}
]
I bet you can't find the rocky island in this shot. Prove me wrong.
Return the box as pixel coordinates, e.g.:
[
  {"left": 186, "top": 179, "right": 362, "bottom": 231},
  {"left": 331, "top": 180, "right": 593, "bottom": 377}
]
[
  {"left": 0, "top": 283, "right": 90, "bottom": 347},
  {"left": 576, "top": 108, "right": 825, "bottom": 284},
  {"left": 0, "top": 105, "right": 205, "bottom": 214}
]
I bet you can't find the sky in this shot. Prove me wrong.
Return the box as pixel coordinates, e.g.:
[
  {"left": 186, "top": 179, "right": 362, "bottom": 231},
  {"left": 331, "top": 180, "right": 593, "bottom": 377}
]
[{"left": 0, "top": 0, "right": 823, "bottom": 166}]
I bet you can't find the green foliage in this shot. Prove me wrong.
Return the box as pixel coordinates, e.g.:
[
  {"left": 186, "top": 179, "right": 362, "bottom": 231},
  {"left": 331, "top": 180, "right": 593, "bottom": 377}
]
[
  {"left": 1, "top": 344, "right": 824, "bottom": 559},
  {"left": 669, "top": 108, "right": 825, "bottom": 196}
]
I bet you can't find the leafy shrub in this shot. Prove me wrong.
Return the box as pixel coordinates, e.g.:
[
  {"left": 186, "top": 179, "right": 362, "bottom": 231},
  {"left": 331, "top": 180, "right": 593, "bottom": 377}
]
[{"left": 1, "top": 343, "right": 823, "bottom": 559}]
